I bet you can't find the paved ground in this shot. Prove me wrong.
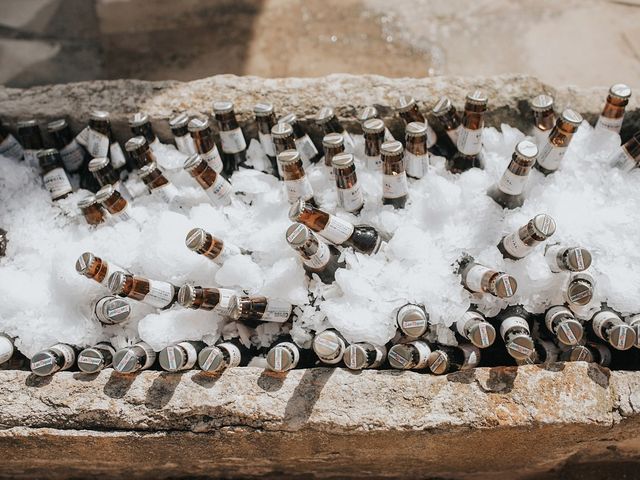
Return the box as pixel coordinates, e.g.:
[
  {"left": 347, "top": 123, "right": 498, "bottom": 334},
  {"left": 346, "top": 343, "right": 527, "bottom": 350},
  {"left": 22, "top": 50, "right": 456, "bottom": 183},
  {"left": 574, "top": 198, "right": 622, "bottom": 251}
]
[{"left": 1, "top": 0, "right": 639, "bottom": 88}]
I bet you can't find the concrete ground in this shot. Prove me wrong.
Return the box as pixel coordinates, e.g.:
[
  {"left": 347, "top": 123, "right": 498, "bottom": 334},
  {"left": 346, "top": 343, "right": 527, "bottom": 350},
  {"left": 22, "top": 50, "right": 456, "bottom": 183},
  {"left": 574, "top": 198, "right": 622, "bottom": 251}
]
[{"left": 1, "top": 0, "right": 639, "bottom": 88}]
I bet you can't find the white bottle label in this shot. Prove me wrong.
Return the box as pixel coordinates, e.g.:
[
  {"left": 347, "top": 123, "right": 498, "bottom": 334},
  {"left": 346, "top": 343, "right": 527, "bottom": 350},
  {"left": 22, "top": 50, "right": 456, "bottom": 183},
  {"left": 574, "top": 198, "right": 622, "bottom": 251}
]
[
  {"left": 86, "top": 129, "right": 110, "bottom": 158},
  {"left": 179, "top": 341, "right": 199, "bottom": 369},
  {"left": 592, "top": 311, "right": 617, "bottom": 340},
  {"left": 497, "top": 169, "right": 528, "bottom": 196},
  {"left": 75, "top": 126, "right": 90, "bottom": 147},
  {"left": 455, "top": 311, "right": 480, "bottom": 337},
  {"left": 610, "top": 147, "right": 637, "bottom": 172},
  {"left": 43, "top": 168, "right": 73, "bottom": 199},
  {"left": 537, "top": 140, "right": 567, "bottom": 171},
  {"left": 206, "top": 174, "right": 233, "bottom": 206},
  {"left": 500, "top": 316, "right": 530, "bottom": 339},
  {"left": 262, "top": 300, "right": 292, "bottom": 323},
  {"left": 446, "top": 126, "right": 460, "bottom": 145},
  {"left": 366, "top": 155, "right": 383, "bottom": 170},
  {"left": 457, "top": 126, "right": 482, "bottom": 155},
  {"left": 319, "top": 215, "right": 355, "bottom": 244},
  {"left": 52, "top": 343, "right": 77, "bottom": 370},
  {"left": 219, "top": 128, "right": 246, "bottom": 154},
  {"left": 144, "top": 280, "right": 175, "bottom": 308},
  {"left": 303, "top": 241, "right": 331, "bottom": 269},
  {"left": 154, "top": 183, "right": 179, "bottom": 203},
  {"left": 140, "top": 342, "right": 157, "bottom": 370},
  {"left": 60, "top": 139, "right": 85, "bottom": 172},
  {"left": 337, "top": 183, "right": 364, "bottom": 212},
  {"left": 413, "top": 341, "right": 431, "bottom": 369},
  {"left": 109, "top": 142, "right": 127, "bottom": 169},
  {"left": 426, "top": 123, "right": 437, "bottom": 148},
  {"left": 284, "top": 176, "right": 314, "bottom": 203},
  {"left": 0, "top": 134, "right": 24, "bottom": 160},
  {"left": 383, "top": 172, "right": 408, "bottom": 199},
  {"left": 596, "top": 114, "right": 624, "bottom": 134},
  {"left": 220, "top": 342, "right": 242, "bottom": 368},
  {"left": 501, "top": 232, "right": 532, "bottom": 258},
  {"left": 295, "top": 135, "right": 318, "bottom": 165},
  {"left": 460, "top": 344, "right": 480, "bottom": 368},
  {"left": 464, "top": 264, "right": 491, "bottom": 293},
  {"left": 0, "top": 336, "right": 14, "bottom": 364},
  {"left": 201, "top": 145, "right": 224, "bottom": 173},
  {"left": 544, "top": 244, "right": 563, "bottom": 273},
  {"left": 405, "top": 151, "right": 428, "bottom": 178},
  {"left": 258, "top": 132, "right": 277, "bottom": 157},
  {"left": 213, "top": 288, "right": 236, "bottom": 316},
  {"left": 175, "top": 134, "right": 197, "bottom": 155}
]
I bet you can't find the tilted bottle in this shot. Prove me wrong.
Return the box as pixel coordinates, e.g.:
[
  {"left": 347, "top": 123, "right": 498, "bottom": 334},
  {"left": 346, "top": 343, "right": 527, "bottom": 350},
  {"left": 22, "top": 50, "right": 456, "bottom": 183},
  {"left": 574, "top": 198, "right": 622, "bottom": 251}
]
[
  {"left": 198, "top": 338, "right": 252, "bottom": 373},
  {"left": 285, "top": 223, "right": 345, "bottom": 284},
  {"left": 169, "top": 113, "right": 197, "bottom": 155},
  {"left": 128, "top": 112, "right": 160, "bottom": 149},
  {"left": 427, "top": 343, "right": 480, "bottom": 375},
  {"left": 595, "top": 84, "right": 631, "bottom": 134},
  {"left": 124, "top": 136, "right": 155, "bottom": 170},
  {"left": 497, "top": 214, "right": 556, "bottom": 260},
  {"left": 388, "top": 340, "right": 431, "bottom": 370},
  {"left": 278, "top": 113, "right": 321, "bottom": 165},
  {"left": 497, "top": 306, "right": 535, "bottom": 361},
  {"left": 86, "top": 110, "right": 127, "bottom": 171},
  {"left": 108, "top": 271, "right": 178, "bottom": 310},
  {"left": 431, "top": 96, "right": 461, "bottom": 145},
  {"left": 0, "top": 120, "right": 24, "bottom": 160},
  {"left": 37, "top": 149, "right": 73, "bottom": 201},
  {"left": 589, "top": 306, "right": 636, "bottom": 351},
  {"left": 159, "top": 341, "right": 206, "bottom": 372},
  {"left": 343, "top": 342, "right": 387, "bottom": 371},
  {"left": 138, "top": 161, "right": 179, "bottom": 203},
  {"left": 113, "top": 341, "right": 157, "bottom": 374},
  {"left": 516, "top": 338, "right": 559, "bottom": 366},
  {"left": 560, "top": 342, "right": 611, "bottom": 366},
  {"left": 457, "top": 254, "right": 517, "bottom": 298},
  {"left": 544, "top": 305, "right": 583, "bottom": 346},
  {"left": 610, "top": 132, "right": 640, "bottom": 171},
  {"left": 75, "top": 252, "right": 127, "bottom": 286},
  {"left": 312, "top": 329, "right": 349, "bottom": 365},
  {"left": 487, "top": 140, "right": 538, "bottom": 209},
  {"left": 564, "top": 271, "right": 595, "bottom": 308},
  {"left": 266, "top": 337, "right": 313, "bottom": 372},
  {"left": 183, "top": 153, "right": 233, "bottom": 206},
  {"left": 534, "top": 109, "right": 582, "bottom": 175},
  {"left": 356, "top": 106, "right": 394, "bottom": 141},
  {"left": 188, "top": 117, "right": 224, "bottom": 174},
  {"left": 177, "top": 284, "right": 235, "bottom": 317},
  {"left": 447, "top": 90, "right": 488, "bottom": 173},
  {"left": 30, "top": 343, "right": 77, "bottom": 376},
  {"left": 229, "top": 295, "right": 293, "bottom": 324},
  {"left": 47, "top": 119, "right": 86, "bottom": 173},
  {"left": 184, "top": 227, "right": 242, "bottom": 265},
  {"left": 395, "top": 303, "right": 430, "bottom": 339},
  {"left": 95, "top": 184, "right": 132, "bottom": 221},
  {"left": 77, "top": 342, "right": 116, "bottom": 374},
  {"left": 91, "top": 295, "right": 132, "bottom": 325},
  {"left": 213, "top": 100, "right": 247, "bottom": 175},
  {"left": 17, "top": 119, "right": 43, "bottom": 166},
  {"left": 381, "top": 140, "right": 409, "bottom": 209},
  {"left": 454, "top": 310, "right": 496, "bottom": 349},
  {"left": 544, "top": 244, "right": 592, "bottom": 273},
  {"left": 254, "top": 102, "right": 278, "bottom": 174},
  {"left": 315, "top": 106, "right": 355, "bottom": 151}
]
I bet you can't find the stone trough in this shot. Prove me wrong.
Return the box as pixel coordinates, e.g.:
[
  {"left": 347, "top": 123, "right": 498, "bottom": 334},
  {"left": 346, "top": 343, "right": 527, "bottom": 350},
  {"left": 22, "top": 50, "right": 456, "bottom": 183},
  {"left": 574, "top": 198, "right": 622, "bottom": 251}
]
[{"left": 1, "top": 74, "right": 639, "bottom": 479}]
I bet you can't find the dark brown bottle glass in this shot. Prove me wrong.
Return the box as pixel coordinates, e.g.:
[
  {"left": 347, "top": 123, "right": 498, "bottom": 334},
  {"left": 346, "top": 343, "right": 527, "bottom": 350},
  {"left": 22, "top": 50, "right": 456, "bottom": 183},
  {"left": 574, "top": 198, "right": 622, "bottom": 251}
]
[
  {"left": 95, "top": 184, "right": 132, "bottom": 220},
  {"left": 37, "top": 148, "right": 73, "bottom": 201},
  {"left": 285, "top": 223, "right": 345, "bottom": 284},
  {"left": 498, "top": 214, "right": 556, "bottom": 260},
  {"left": 229, "top": 295, "right": 293, "bottom": 323},
  {"left": 315, "top": 106, "right": 355, "bottom": 150},
  {"left": 530, "top": 94, "right": 556, "bottom": 145},
  {"left": 177, "top": 284, "right": 235, "bottom": 316},
  {"left": 183, "top": 154, "right": 233, "bottom": 206},
  {"left": 128, "top": 112, "right": 159, "bottom": 148},
  {"left": 278, "top": 112, "right": 321, "bottom": 164},
  {"left": 213, "top": 100, "right": 247, "bottom": 175},
  {"left": 124, "top": 136, "right": 155, "bottom": 169},
  {"left": 381, "top": 141, "right": 408, "bottom": 209},
  {"left": 188, "top": 117, "right": 224, "bottom": 174},
  {"left": 88, "top": 156, "right": 120, "bottom": 187},
  {"left": 138, "top": 161, "right": 179, "bottom": 203},
  {"left": 254, "top": 102, "right": 278, "bottom": 174},
  {"left": 487, "top": 140, "right": 538, "bottom": 209},
  {"left": 534, "top": 109, "right": 582, "bottom": 175},
  {"left": 47, "top": 119, "right": 86, "bottom": 173},
  {"left": 75, "top": 252, "right": 126, "bottom": 286},
  {"left": 610, "top": 132, "right": 640, "bottom": 171},
  {"left": 431, "top": 96, "right": 461, "bottom": 145},
  {"left": 332, "top": 153, "right": 364, "bottom": 213},
  {"left": 404, "top": 122, "right": 429, "bottom": 179},
  {"left": 596, "top": 83, "right": 631, "bottom": 134},
  {"left": 447, "top": 90, "right": 487, "bottom": 173},
  {"left": 77, "top": 194, "right": 106, "bottom": 226},
  {"left": 363, "top": 118, "right": 385, "bottom": 170},
  {"left": 277, "top": 149, "right": 315, "bottom": 205},
  {"left": 17, "top": 119, "right": 44, "bottom": 166},
  {"left": 109, "top": 271, "right": 178, "bottom": 309}
]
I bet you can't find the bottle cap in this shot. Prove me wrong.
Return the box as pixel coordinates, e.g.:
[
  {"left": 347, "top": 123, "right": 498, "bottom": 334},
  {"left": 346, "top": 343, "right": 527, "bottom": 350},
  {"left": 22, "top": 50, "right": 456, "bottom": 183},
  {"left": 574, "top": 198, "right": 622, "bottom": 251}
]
[
  {"left": 343, "top": 344, "right": 369, "bottom": 370},
  {"left": 491, "top": 273, "right": 517, "bottom": 298},
  {"left": 185, "top": 227, "right": 209, "bottom": 251},
  {"left": 187, "top": 117, "right": 210, "bottom": 132},
  {"left": 276, "top": 149, "right": 300, "bottom": 165},
  {"left": 36, "top": 148, "right": 61, "bottom": 164},
  {"left": 177, "top": 284, "right": 197, "bottom": 307},
  {"left": 396, "top": 304, "right": 428, "bottom": 338},
  {"left": 17, "top": 119, "right": 39, "bottom": 129},
  {"left": 183, "top": 153, "right": 204, "bottom": 171},
  {"left": 387, "top": 343, "right": 416, "bottom": 369},
  {"left": 380, "top": 140, "right": 403, "bottom": 156},
  {"left": 362, "top": 118, "right": 385, "bottom": 134},
  {"left": 531, "top": 214, "right": 557, "bottom": 239},
  {"left": 30, "top": 350, "right": 59, "bottom": 376},
  {"left": 565, "top": 247, "right": 592, "bottom": 272},
  {"left": 405, "top": 122, "right": 428, "bottom": 137},
  {"left": 124, "top": 136, "right": 147, "bottom": 153},
  {"left": 90, "top": 110, "right": 110, "bottom": 122},
  {"left": 88, "top": 157, "right": 110, "bottom": 172},
  {"left": 312, "top": 330, "right": 345, "bottom": 363},
  {"left": 530, "top": 94, "right": 554, "bottom": 112},
  {"left": 555, "top": 319, "right": 584, "bottom": 346},
  {"left": 466, "top": 90, "right": 488, "bottom": 106},
  {"left": 128, "top": 112, "right": 150, "bottom": 127},
  {"left": 566, "top": 276, "right": 594, "bottom": 306},
  {"left": 564, "top": 345, "right": 593, "bottom": 362},
  {"left": 198, "top": 345, "right": 226, "bottom": 372},
  {"left": 331, "top": 153, "right": 354, "bottom": 169},
  {"left": 75, "top": 252, "right": 96, "bottom": 275},
  {"left": 266, "top": 345, "right": 295, "bottom": 372},
  {"left": 467, "top": 321, "right": 496, "bottom": 348},
  {"left": 315, "top": 106, "right": 335, "bottom": 124},
  {"left": 95, "top": 184, "right": 115, "bottom": 203},
  {"left": 77, "top": 347, "right": 107, "bottom": 373},
  {"left": 97, "top": 297, "right": 131, "bottom": 324},
  {"left": 253, "top": 103, "right": 274, "bottom": 116},
  {"left": 515, "top": 140, "right": 538, "bottom": 159},
  {"left": 395, "top": 95, "right": 416, "bottom": 112},
  {"left": 322, "top": 132, "right": 344, "bottom": 147},
  {"left": 609, "top": 83, "right": 632, "bottom": 100},
  {"left": 113, "top": 347, "right": 140, "bottom": 374},
  {"left": 357, "top": 106, "right": 378, "bottom": 123},
  {"left": 285, "top": 223, "right": 311, "bottom": 247},
  {"left": 505, "top": 333, "right": 535, "bottom": 360},
  {"left": 46, "top": 119, "right": 68, "bottom": 133},
  {"left": 159, "top": 345, "right": 186, "bottom": 372},
  {"left": 271, "top": 122, "right": 293, "bottom": 138},
  {"left": 77, "top": 194, "right": 98, "bottom": 209},
  {"left": 426, "top": 350, "right": 450, "bottom": 375},
  {"left": 432, "top": 96, "right": 453, "bottom": 116},
  {"left": 278, "top": 112, "right": 297, "bottom": 125},
  {"left": 213, "top": 101, "right": 234, "bottom": 114},
  {"left": 609, "top": 324, "right": 636, "bottom": 351},
  {"left": 107, "top": 271, "right": 127, "bottom": 295},
  {"left": 138, "top": 161, "right": 159, "bottom": 179},
  {"left": 561, "top": 109, "right": 583, "bottom": 127},
  {"left": 169, "top": 113, "right": 190, "bottom": 130}
]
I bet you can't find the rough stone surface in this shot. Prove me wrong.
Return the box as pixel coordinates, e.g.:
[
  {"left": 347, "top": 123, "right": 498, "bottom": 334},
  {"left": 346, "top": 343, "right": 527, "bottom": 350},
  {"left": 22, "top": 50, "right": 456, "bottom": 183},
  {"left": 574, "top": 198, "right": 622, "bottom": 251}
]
[{"left": 0, "top": 364, "right": 640, "bottom": 479}]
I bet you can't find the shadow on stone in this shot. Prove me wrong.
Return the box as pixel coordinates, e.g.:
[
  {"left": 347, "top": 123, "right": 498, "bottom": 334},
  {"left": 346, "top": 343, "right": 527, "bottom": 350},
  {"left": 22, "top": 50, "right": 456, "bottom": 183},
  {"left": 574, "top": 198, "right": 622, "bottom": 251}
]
[
  {"left": 485, "top": 366, "right": 518, "bottom": 393},
  {"left": 447, "top": 369, "right": 476, "bottom": 384},
  {"left": 283, "top": 368, "right": 335, "bottom": 427},
  {"left": 257, "top": 370, "right": 288, "bottom": 392},
  {"left": 190, "top": 372, "right": 222, "bottom": 389},
  {"left": 587, "top": 363, "right": 611, "bottom": 389},
  {"left": 25, "top": 374, "right": 52, "bottom": 388},
  {"left": 103, "top": 371, "right": 136, "bottom": 399},
  {"left": 145, "top": 373, "right": 183, "bottom": 409},
  {"left": 535, "top": 361, "right": 566, "bottom": 373},
  {"left": 73, "top": 372, "right": 100, "bottom": 382}
]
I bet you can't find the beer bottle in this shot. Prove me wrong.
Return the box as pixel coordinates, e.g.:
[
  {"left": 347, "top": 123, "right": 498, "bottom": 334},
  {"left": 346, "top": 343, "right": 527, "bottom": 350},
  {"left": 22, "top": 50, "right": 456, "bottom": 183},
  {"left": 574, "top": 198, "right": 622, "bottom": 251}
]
[
  {"left": 529, "top": 94, "right": 556, "bottom": 146},
  {"left": 91, "top": 295, "right": 132, "bottom": 325},
  {"left": 363, "top": 118, "right": 385, "bottom": 170},
  {"left": 544, "top": 305, "right": 583, "bottom": 346},
  {"left": 169, "top": 113, "right": 197, "bottom": 155},
  {"left": 395, "top": 303, "right": 430, "bottom": 339},
  {"left": 487, "top": 140, "right": 538, "bottom": 209},
  {"left": 312, "top": 329, "right": 349, "bottom": 365},
  {"left": 405, "top": 122, "right": 430, "bottom": 179},
  {"left": 199, "top": 339, "right": 252, "bottom": 373},
  {"left": 595, "top": 84, "right": 631, "bottom": 134},
  {"left": 184, "top": 227, "right": 242, "bottom": 265},
  {"left": 315, "top": 106, "right": 355, "bottom": 151},
  {"left": 447, "top": 91, "right": 487, "bottom": 173},
  {"left": 497, "top": 214, "right": 556, "bottom": 260},
  {"left": 388, "top": 340, "right": 431, "bottom": 370},
  {"left": 0, "top": 120, "right": 24, "bottom": 160},
  {"left": 77, "top": 343, "right": 116, "bottom": 374},
  {"left": 159, "top": 341, "right": 206, "bottom": 372},
  {"left": 47, "top": 119, "right": 86, "bottom": 173},
  {"left": 277, "top": 149, "right": 315, "bottom": 205},
  {"left": 254, "top": 102, "right": 278, "bottom": 174},
  {"left": 322, "top": 132, "right": 345, "bottom": 180},
  {"left": 177, "top": 284, "right": 235, "bottom": 317},
  {"left": 457, "top": 254, "right": 517, "bottom": 298},
  {"left": 113, "top": 342, "right": 157, "bottom": 374},
  {"left": 590, "top": 307, "right": 636, "bottom": 350},
  {"left": 427, "top": 343, "right": 480, "bottom": 375},
  {"left": 31, "top": 343, "right": 77, "bottom": 376},
  {"left": 188, "top": 117, "right": 224, "bottom": 174},
  {"left": 75, "top": 252, "right": 127, "bottom": 287},
  {"left": 381, "top": 140, "right": 409, "bottom": 209},
  {"left": 213, "top": 100, "right": 247, "bottom": 175},
  {"left": 229, "top": 295, "right": 293, "bottom": 323},
  {"left": 610, "top": 131, "right": 640, "bottom": 171},
  {"left": 183, "top": 154, "right": 233, "bottom": 206},
  {"left": 285, "top": 223, "right": 345, "bottom": 284},
  {"left": 454, "top": 310, "right": 496, "bottom": 348},
  {"left": 17, "top": 119, "right": 44, "bottom": 167},
  {"left": 278, "top": 113, "right": 321, "bottom": 165},
  {"left": 95, "top": 184, "right": 133, "bottom": 221},
  {"left": 37, "top": 149, "right": 73, "bottom": 201},
  {"left": 129, "top": 112, "right": 159, "bottom": 149},
  {"left": 497, "top": 306, "right": 535, "bottom": 361},
  {"left": 343, "top": 342, "right": 387, "bottom": 370},
  {"left": 138, "top": 161, "right": 179, "bottom": 203},
  {"left": 544, "top": 244, "right": 592, "bottom": 273},
  {"left": 332, "top": 153, "right": 364, "bottom": 213},
  {"left": 534, "top": 109, "right": 582, "bottom": 175},
  {"left": 108, "top": 271, "right": 178, "bottom": 310}
]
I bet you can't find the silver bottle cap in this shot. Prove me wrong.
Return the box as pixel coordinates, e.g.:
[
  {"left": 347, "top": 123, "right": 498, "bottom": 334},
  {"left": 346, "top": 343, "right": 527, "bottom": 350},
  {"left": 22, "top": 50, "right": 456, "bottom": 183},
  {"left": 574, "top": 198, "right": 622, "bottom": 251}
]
[
  {"left": 312, "top": 330, "right": 345, "bottom": 362},
  {"left": 47, "top": 118, "right": 68, "bottom": 132},
  {"left": 187, "top": 117, "right": 210, "bottom": 132},
  {"left": 492, "top": 273, "right": 518, "bottom": 298},
  {"left": 331, "top": 153, "right": 354, "bottom": 169},
  {"left": 609, "top": 324, "right": 636, "bottom": 351},
  {"left": 285, "top": 223, "right": 311, "bottom": 247},
  {"left": 266, "top": 345, "right": 295, "bottom": 372},
  {"left": 128, "top": 112, "right": 149, "bottom": 127},
  {"left": 185, "top": 228, "right": 209, "bottom": 251},
  {"left": 112, "top": 347, "right": 140, "bottom": 374},
  {"left": 566, "top": 276, "right": 594, "bottom": 306},
  {"left": 556, "top": 319, "right": 583, "bottom": 346},
  {"left": 530, "top": 94, "right": 554, "bottom": 112},
  {"left": 88, "top": 157, "right": 110, "bottom": 172},
  {"left": 30, "top": 350, "right": 59, "bottom": 376},
  {"left": 396, "top": 305, "right": 428, "bottom": 338},
  {"left": 357, "top": 106, "right": 378, "bottom": 123},
  {"left": 405, "top": 122, "right": 427, "bottom": 137},
  {"left": 561, "top": 109, "right": 583, "bottom": 126},
  {"left": 467, "top": 322, "right": 496, "bottom": 348},
  {"left": 254, "top": 102, "right": 274, "bottom": 116},
  {"left": 505, "top": 333, "right": 535, "bottom": 360},
  {"left": 183, "top": 153, "right": 204, "bottom": 171},
  {"left": 271, "top": 122, "right": 293, "bottom": 138},
  {"left": 432, "top": 96, "right": 452, "bottom": 116},
  {"left": 531, "top": 214, "right": 557, "bottom": 239},
  {"left": 97, "top": 297, "right": 131, "bottom": 324},
  {"left": 108, "top": 271, "right": 127, "bottom": 295},
  {"left": 75, "top": 252, "right": 96, "bottom": 275},
  {"left": 90, "top": 110, "right": 110, "bottom": 122},
  {"left": 77, "top": 347, "right": 107, "bottom": 374},
  {"left": 515, "top": 140, "right": 538, "bottom": 159},
  {"left": 466, "top": 90, "right": 488, "bottom": 105},
  {"left": 95, "top": 184, "right": 116, "bottom": 203},
  {"left": 343, "top": 344, "right": 369, "bottom": 370},
  {"left": 565, "top": 247, "right": 592, "bottom": 272},
  {"left": 426, "top": 350, "right": 450, "bottom": 375},
  {"left": 213, "top": 100, "right": 234, "bottom": 114},
  {"left": 124, "top": 135, "right": 147, "bottom": 152},
  {"left": 315, "top": 106, "right": 335, "bottom": 124},
  {"left": 198, "top": 346, "right": 225, "bottom": 372},
  {"left": 387, "top": 343, "right": 416, "bottom": 369},
  {"left": 177, "top": 284, "right": 197, "bottom": 307},
  {"left": 169, "top": 113, "right": 190, "bottom": 129},
  {"left": 609, "top": 83, "right": 632, "bottom": 100},
  {"left": 77, "top": 194, "right": 98, "bottom": 209},
  {"left": 564, "top": 345, "right": 593, "bottom": 362},
  {"left": 277, "top": 149, "right": 300, "bottom": 165},
  {"left": 322, "top": 132, "right": 344, "bottom": 147},
  {"left": 380, "top": 140, "right": 403, "bottom": 156},
  {"left": 395, "top": 95, "right": 416, "bottom": 112},
  {"left": 17, "top": 119, "right": 38, "bottom": 129},
  {"left": 278, "top": 112, "right": 297, "bottom": 125},
  {"left": 159, "top": 345, "right": 186, "bottom": 372},
  {"left": 362, "top": 118, "right": 385, "bottom": 134}
]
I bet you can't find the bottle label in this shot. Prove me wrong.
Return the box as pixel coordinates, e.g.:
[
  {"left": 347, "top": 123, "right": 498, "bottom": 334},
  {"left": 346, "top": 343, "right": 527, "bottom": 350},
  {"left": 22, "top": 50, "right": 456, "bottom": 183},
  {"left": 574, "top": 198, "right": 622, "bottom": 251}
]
[
  {"left": 154, "top": 183, "right": 179, "bottom": 203},
  {"left": 537, "top": 140, "right": 567, "bottom": 171},
  {"left": 52, "top": 343, "right": 76, "bottom": 370},
  {"left": 87, "top": 129, "right": 110, "bottom": 157},
  {"left": 405, "top": 151, "right": 429, "bottom": 178},
  {"left": 258, "top": 132, "right": 277, "bottom": 157},
  {"left": 111, "top": 204, "right": 133, "bottom": 221},
  {"left": 426, "top": 123, "right": 437, "bottom": 148},
  {"left": 370, "top": 344, "right": 387, "bottom": 368},
  {"left": 175, "top": 134, "right": 197, "bottom": 155},
  {"left": 144, "top": 280, "right": 175, "bottom": 308},
  {"left": 220, "top": 342, "right": 242, "bottom": 368},
  {"left": 178, "top": 341, "right": 199, "bottom": 369},
  {"left": 275, "top": 342, "right": 299, "bottom": 370},
  {"left": 592, "top": 311, "right": 617, "bottom": 340},
  {"left": 413, "top": 341, "right": 431, "bottom": 369},
  {"left": 284, "top": 176, "right": 314, "bottom": 203},
  {"left": 213, "top": 288, "right": 236, "bottom": 316},
  {"left": 43, "top": 168, "right": 73, "bottom": 199},
  {"left": 262, "top": 299, "right": 292, "bottom": 322},
  {"left": 610, "top": 147, "right": 637, "bottom": 172},
  {"left": 337, "top": 183, "right": 364, "bottom": 213},
  {"left": 24, "top": 149, "right": 40, "bottom": 168},
  {"left": 460, "top": 344, "right": 480, "bottom": 368},
  {"left": 341, "top": 131, "right": 356, "bottom": 151},
  {"left": 78, "top": 354, "right": 103, "bottom": 366},
  {"left": 303, "top": 241, "right": 331, "bottom": 269},
  {"left": 109, "top": 142, "right": 127, "bottom": 169},
  {"left": 75, "top": 126, "right": 90, "bottom": 147},
  {"left": 501, "top": 231, "right": 532, "bottom": 258},
  {"left": 596, "top": 114, "right": 624, "bottom": 134},
  {"left": 463, "top": 264, "right": 491, "bottom": 293},
  {"left": 0, "top": 134, "right": 24, "bottom": 160},
  {"left": 32, "top": 357, "right": 55, "bottom": 370},
  {"left": 544, "top": 244, "right": 563, "bottom": 273},
  {"left": 366, "top": 155, "right": 383, "bottom": 170},
  {"left": 446, "top": 126, "right": 460, "bottom": 145},
  {"left": 201, "top": 145, "right": 224, "bottom": 173},
  {"left": 219, "top": 128, "right": 247, "bottom": 154},
  {"left": 500, "top": 316, "right": 530, "bottom": 339},
  {"left": 166, "top": 346, "right": 178, "bottom": 370},
  {"left": 295, "top": 135, "right": 318, "bottom": 165},
  {"left": 319, "top": 215, "right": 355, "bottom": 244},
  {"left": 382, "top": 172, "right": 408, "bottom": 199},
  {"left": 497, "top": 168, "right": 528, "bottom": 196},
  {"left": 206, "top": 174, "right": 233, "bottom": 206},
  {"left": 0, "top": 336, "right": 14, "bottom": 364},
  {"left": 140, "top": 342, "right": 157, "bottom": 370},
  {"left": 457, "top": 126, "right": 482, "bottom": 156},
  {"left": 59, "top": 140, "right": 85, "bottom": 172}
]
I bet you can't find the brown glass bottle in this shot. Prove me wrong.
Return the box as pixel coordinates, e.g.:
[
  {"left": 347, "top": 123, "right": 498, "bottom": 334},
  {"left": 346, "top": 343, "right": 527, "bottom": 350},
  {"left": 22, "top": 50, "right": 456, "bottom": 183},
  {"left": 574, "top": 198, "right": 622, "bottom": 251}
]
[
  {"left": 77, "top": 342, "right": 116, "bottom": 373},
  {"left": 109, "top": 271, "right": 178, "bottom": 309},
  {"left": 431, "top": 96, "right": 461, "bottom": 145},
  {"left": 77, "top": 194, "right": 106, "bottom": 226},
  {"left": 47, "top": 119, "right": 86, "bottom": 173},
  {"left": 405, "top": 122, "right": 429, "bottom": 179},
  {"left": 87, "top": 110, "right": 127, "bottom": 170},
  {"left": 544, "top": 305, "right": 583, "bottom": 346},
  {"left": 88, "top": 156, "right": 120, "bottom": 187},
  {"left": 278, "top": 113, "right": 321, "bottom": 164},
  {"left": 95, "top": 184, "right": 132, "bottom": 220},
  {"left": 381, "top": 141, "right": 409, "bottom": 209},
  {"left": 124, "top": 136, "right": 155, "bottom": 169},
  {"left": 497, "top": 306, "right": 535, "bottom": 361},
  {"left": 388, "top": 340, "right": 431, "bottom": 370},
  {"left": 75, "top": 252, "right": 126, "bottom": 286},
  {"left": 447, "top": 90, "right": 487, "bottom": 173},
  {"left": 169, "top": 113, "right": 196, "bottom": 155},
  {"left": 37, "top": 149, "right": 73, "bottom": 201},
  {"left": 113, "top": 342, "right": 157, "bottom": 374},
  {"left": 357, "top": 106, "right": 394, "bottom": 141},
  {"left": 343, "top": 342, "right": 387, "bottom": 370},
  {"left": 315, "top": 106, "right": 355, "bottom": 150},
  {"left": 487, "top": 140, "right": 538, "bottom": 209},
  {"left": 128, "top": 112, "right": 159, "bottom": 148},
  {"left": 229, "top": 295, "right": 292, "bottom": 323},
  {"left": 498, "top": 214, "right": 556, "bottom": 260},
  {"left": 183, "top": 153, "right": 233, "bottom": 206},
  {"left": 0, "top": 120, "right": 24, "bottom": 160},
  {"left": 138, "top": 161, "right": 179, "bottom": 203},
  {"left": 286, "top": 223, "right": 345, "bottom": 284},
  {"left": 188, "top": 117, "right": 224, "bottom": 174},
  {"left": 363, "top": 118, "right": 385, "bottom": 170},
  {"left": 590, "top": 307, "right": 636, "bottom": 351},
  {"left": 427, "top": 344, "right": 480, "bottom": 375},
  {"left": 184, "top": 227, "right": 241, "bottom": 265},
  {"left": 610, "top": 131, "right": 640, "bottom": 171},
  {"left": 213, "top": 100, "right": 247, "bottom": 175},
  {"left": 332, "top": 153, "right": 364, "bottom": 213},
  {"left": 395, "top": 95, "right": 425, "bottom": 124},
  {"left": 289, "top": 200, "right": 382, "bottom": 255},
  {"left": 177, "top": 284, "right": 236, "bottom": 316},
  {"left": 534, "top": 109, "right": 582, "bottom": 174},
  {"left": 254, "top": 102, "right": 278, "bottom": 173},
  {"left": 16, "top": 119, "right": 44, "bottom": 166},
  {"left": 544, "top": 244, "right": 592, "bottom": 273},
  {"left": 530, "top": 94, "right": 556, "bottom": 145},
  {"left": 595, "top": 84, "right": 631, "bottom": 134},
  {"left": 277, "top": 149, "right": 315, "bottom": 205},
  {"left": 271, "top": 122, "right": 296, "bottom": 178},
  {"left": 457, "top": 254, "right": 517, "bottom": 298},
  {"left": 323, "top": 132, "right": 345, "bottom": 179}
]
